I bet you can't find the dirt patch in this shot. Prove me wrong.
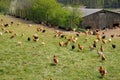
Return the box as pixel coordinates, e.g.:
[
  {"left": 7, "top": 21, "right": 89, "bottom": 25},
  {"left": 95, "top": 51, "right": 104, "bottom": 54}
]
[{"left": 99, "top": 28, "right": 120, "bottom": 38}]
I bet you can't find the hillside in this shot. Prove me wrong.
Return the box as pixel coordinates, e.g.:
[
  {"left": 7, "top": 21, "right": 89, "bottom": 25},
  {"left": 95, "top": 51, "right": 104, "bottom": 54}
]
[{"left": 0, "top": 15, "right": 120, "bottom": 80}]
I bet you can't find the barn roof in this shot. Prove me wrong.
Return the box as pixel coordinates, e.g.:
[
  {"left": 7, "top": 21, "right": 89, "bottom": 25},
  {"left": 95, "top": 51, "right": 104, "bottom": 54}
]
[
  {"left": 79, "top": 8, "right": 102, "bottom": 17},
  {"left": 66, "top": 7, "right": 120, "bottom": 17}
]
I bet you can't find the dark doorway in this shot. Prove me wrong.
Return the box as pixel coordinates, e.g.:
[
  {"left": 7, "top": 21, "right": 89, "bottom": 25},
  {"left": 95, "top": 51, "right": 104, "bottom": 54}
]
[{"left": 113, "top": 23, "right": 119, "bottom": 27}]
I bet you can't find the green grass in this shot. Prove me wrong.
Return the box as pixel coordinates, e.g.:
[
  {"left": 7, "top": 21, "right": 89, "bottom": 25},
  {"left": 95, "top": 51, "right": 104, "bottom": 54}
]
[{"left": 0, "top": 15, "right": 120, "bottom": 80}]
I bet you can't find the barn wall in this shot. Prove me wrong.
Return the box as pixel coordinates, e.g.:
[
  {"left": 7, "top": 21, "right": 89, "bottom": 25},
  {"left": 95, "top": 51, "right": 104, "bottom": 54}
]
[{"left": 82, "top": 10, "right": 120, "bottom": 30}]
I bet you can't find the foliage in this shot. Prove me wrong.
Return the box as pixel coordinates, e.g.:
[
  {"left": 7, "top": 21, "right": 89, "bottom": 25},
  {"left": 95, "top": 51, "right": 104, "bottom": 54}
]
[
  {"left": 8, "top": 0, "right": 82, "bottom": 30},
  {"left": 0, "top": 0, "right": 11, "bottom": 13},
  {"left": 58, "top": 0, "right": 120, "bottom": 8}
]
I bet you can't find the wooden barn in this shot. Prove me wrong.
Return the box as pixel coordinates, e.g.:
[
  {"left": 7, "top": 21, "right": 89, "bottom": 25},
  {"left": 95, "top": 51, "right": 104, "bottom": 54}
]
[{"left": 80, "top": 9, "right": 120, "bottom": 30}]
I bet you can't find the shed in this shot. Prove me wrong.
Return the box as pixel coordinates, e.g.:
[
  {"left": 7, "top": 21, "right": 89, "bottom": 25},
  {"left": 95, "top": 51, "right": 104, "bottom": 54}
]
[{"left": 80, "top": 8, "right": 120, "bottom": 30}]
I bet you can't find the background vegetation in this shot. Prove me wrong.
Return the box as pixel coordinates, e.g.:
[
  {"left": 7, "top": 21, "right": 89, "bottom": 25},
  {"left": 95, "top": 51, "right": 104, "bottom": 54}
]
[{"left": 58, "top": 0, "right": 120, "bottom": 8}]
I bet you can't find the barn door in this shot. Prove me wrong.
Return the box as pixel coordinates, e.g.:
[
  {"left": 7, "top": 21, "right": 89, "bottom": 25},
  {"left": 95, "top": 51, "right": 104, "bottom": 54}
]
[{"left": 99, "top": 13, "right": 106, "bottom": 29}]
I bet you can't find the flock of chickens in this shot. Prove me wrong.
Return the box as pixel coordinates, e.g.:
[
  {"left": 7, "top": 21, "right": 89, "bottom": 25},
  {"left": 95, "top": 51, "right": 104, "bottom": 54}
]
[
  {"left": 53, "top": 28, "right": 118, "bottom": 78},
  {"left": 0, "top": 16, "right": 119, "bottom": 79}
]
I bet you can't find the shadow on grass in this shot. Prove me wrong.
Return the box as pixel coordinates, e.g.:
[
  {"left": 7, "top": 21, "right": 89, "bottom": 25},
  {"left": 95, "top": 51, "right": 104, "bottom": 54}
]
[
  {"left": 97, "top": 75, "right": 103, "bottom": 79},
  {"left": 50, "top": 63, "right": 56, "bottom": 66}
]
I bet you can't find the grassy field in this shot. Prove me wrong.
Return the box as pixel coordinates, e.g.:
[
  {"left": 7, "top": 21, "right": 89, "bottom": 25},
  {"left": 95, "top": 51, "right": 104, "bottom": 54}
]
[{"left": 0, "top": 14, "right": 120, "bottom": 80}]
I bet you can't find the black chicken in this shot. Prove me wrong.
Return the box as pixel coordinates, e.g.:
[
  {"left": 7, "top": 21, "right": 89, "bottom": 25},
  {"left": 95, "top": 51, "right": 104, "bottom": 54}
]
[
  {"left": 112, "top": 44, "right": 116, "bottom": 49},
  {"left": 72, "top": 45, "right": 75, "bottom": 50}
]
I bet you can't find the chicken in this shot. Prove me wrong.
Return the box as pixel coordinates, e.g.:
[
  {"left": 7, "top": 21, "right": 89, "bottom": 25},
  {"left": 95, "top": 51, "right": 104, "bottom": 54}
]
[
  {"left": 37, "top": 27, "right": 43, "bottom": 32},
  {"left": 72, "top": 28, "right": 76, "bottom": 32},
  {"left": 1, "top": 27, "right": 5, "bottom": 31},
  {"left": 33, "top": 34, "right": 39, "bottom": 42},
  {"left": 89, "top": 45, "right": 94, "bottom": 50},
  {"left": 5, "top": 30, "right": 9, "bottom": 33},
  {"left": 102, "top": 35, "right": 106, "bottom": 39},
  {"left": 64, "top": 41, "right": 70, "bottom": 47},
  {"left": 0, "top": 18, "right": 3, "bottom": 21},
  {"left": 17, "top": 41, "right": 22, "bottom": 46},
  {"left": 27, "top": 37, "right": 31, "bottom": 41},
  {"left": 33, "top": 34, "right": 38, "bottom": 39},
  {"left": 10, "top": 33, "right": 17, "bottom": 39},
  {"left": 111, "top": 35, "right": 114, "bottom": 38},
  {"left": 17, "top": 22, "right": 21, "bottom": 25},
  {"left": 108, "top": 38, "right": 112, "bottom": 42},
  {"left": 42, "top": 29, "right": 46, "bottom": 33},
  {"left": 4, "top": 24, "right": 9, "bottom": 27},
  {"left": 8, "top": 30, "right": 13, "bottom": 33},
  {"left": 112, "top": 44, "right": 116, "bottom": 49},
  {"left": 56, "top": 31, "right": 63, "bottom": 37},
  {"left": 76, "top": 33, "right": 80, "bottom": 37},
  {"left": 99, "top": 66, "right": 107, "bottom": 78},
  {"left": 102, "top": 39, "right": 107, "bottom": 44},
  {"left": 71, "top": 37, "right": 78, "bottom": 43},
  {"left": 100, "top": 45, "right": 104, "bottom": 52},
  {"left": 97, "top": 50, "right": 103, "bottom": 56},
  {"left": 85, "top": 37, "right": 88, "bottom": 42},
  {"left": 60, "top": 35, "right": 64, "bottom": 38},
  {"left": 59, "top": 42, "right": 64, "bottom": 47},
  {"left": 28, "top": 24, "right": 32, "bottom": 27},
  {"left": 72, "top": 44, "right": 75, "bottom": 50},
  {"left": 78, "top": 44, "right": 84, "bottom": 50},
  {"left": 11, "top": 21, "right": 13, "bottom": 25},
  {"left": 101, "top": 54, "right": 106, "bottom": 61},
  {"left": 41, "top": 41, "right": 45, "bottom": 45},
  {"left": 0, "top": 32, "right": 3, "bottom": 36},
  {"left": 33, "top": 38, "right": 39, "bottom": 42},
  {"left": 93, "top": 43, "right": 96, "bottom": 48},
  {"left": 53, "top": 55, "right": 59, "bottom": 64},
  {"left": 97, "top": 35, "right": 101, "bottom": 40},
  {"left": 94, "top": 39, "right": 99, "bottom": 44},
  {"left": 21, "top": 33, "right": 24, "bottom": 36}
]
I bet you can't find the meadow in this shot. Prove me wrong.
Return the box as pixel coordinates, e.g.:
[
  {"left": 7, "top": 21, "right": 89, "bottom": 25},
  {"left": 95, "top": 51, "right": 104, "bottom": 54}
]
[{"left": 0, "top": 14, "right": 120, "bottom": 80}]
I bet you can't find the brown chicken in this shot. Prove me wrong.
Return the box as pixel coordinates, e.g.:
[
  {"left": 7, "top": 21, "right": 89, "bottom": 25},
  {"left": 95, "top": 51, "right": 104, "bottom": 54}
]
[
  {"left": 59, "top": 42, "right": 64, "bottom": 47},
  {"left": 102, "top": 39, "right": 107, "bottom": 44},
  {"left": 101, "top": 54, "right": 106, "bottom": 61},
  {"left": 97, "top": 35, "right": 101, "bottom": 40},
  {"left": 78, "top": 44, "right": 84, "bottom": 50},
  {"left": 100, "top": 45, "right": 104, "bottom": 52},
  {"left": 64, "top": 41, "right": 70, "bottom": 47},
  {"left": 89, "top": 45, "right": 94, "bottom": 51},
  {"left": 53, "top": 55, "right": 59, "bottom": 64},
  {"left": 99, "top": 66, "right": 107, "bottom": 78},
  {"left": 10, "top": 33, "right": 17, "bottom": 39}
]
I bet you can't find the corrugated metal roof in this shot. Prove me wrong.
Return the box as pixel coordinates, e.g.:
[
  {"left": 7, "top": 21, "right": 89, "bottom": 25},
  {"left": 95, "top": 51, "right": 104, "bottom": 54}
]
[
  {"left": 79, "top": 8, "right": 102, "bottom": 17},
  {"left": 66, "top": 7, "right": 120, "bottom": 17},
  {"left": 66, "top": 7, "right": 102, "bottom": 17}
]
